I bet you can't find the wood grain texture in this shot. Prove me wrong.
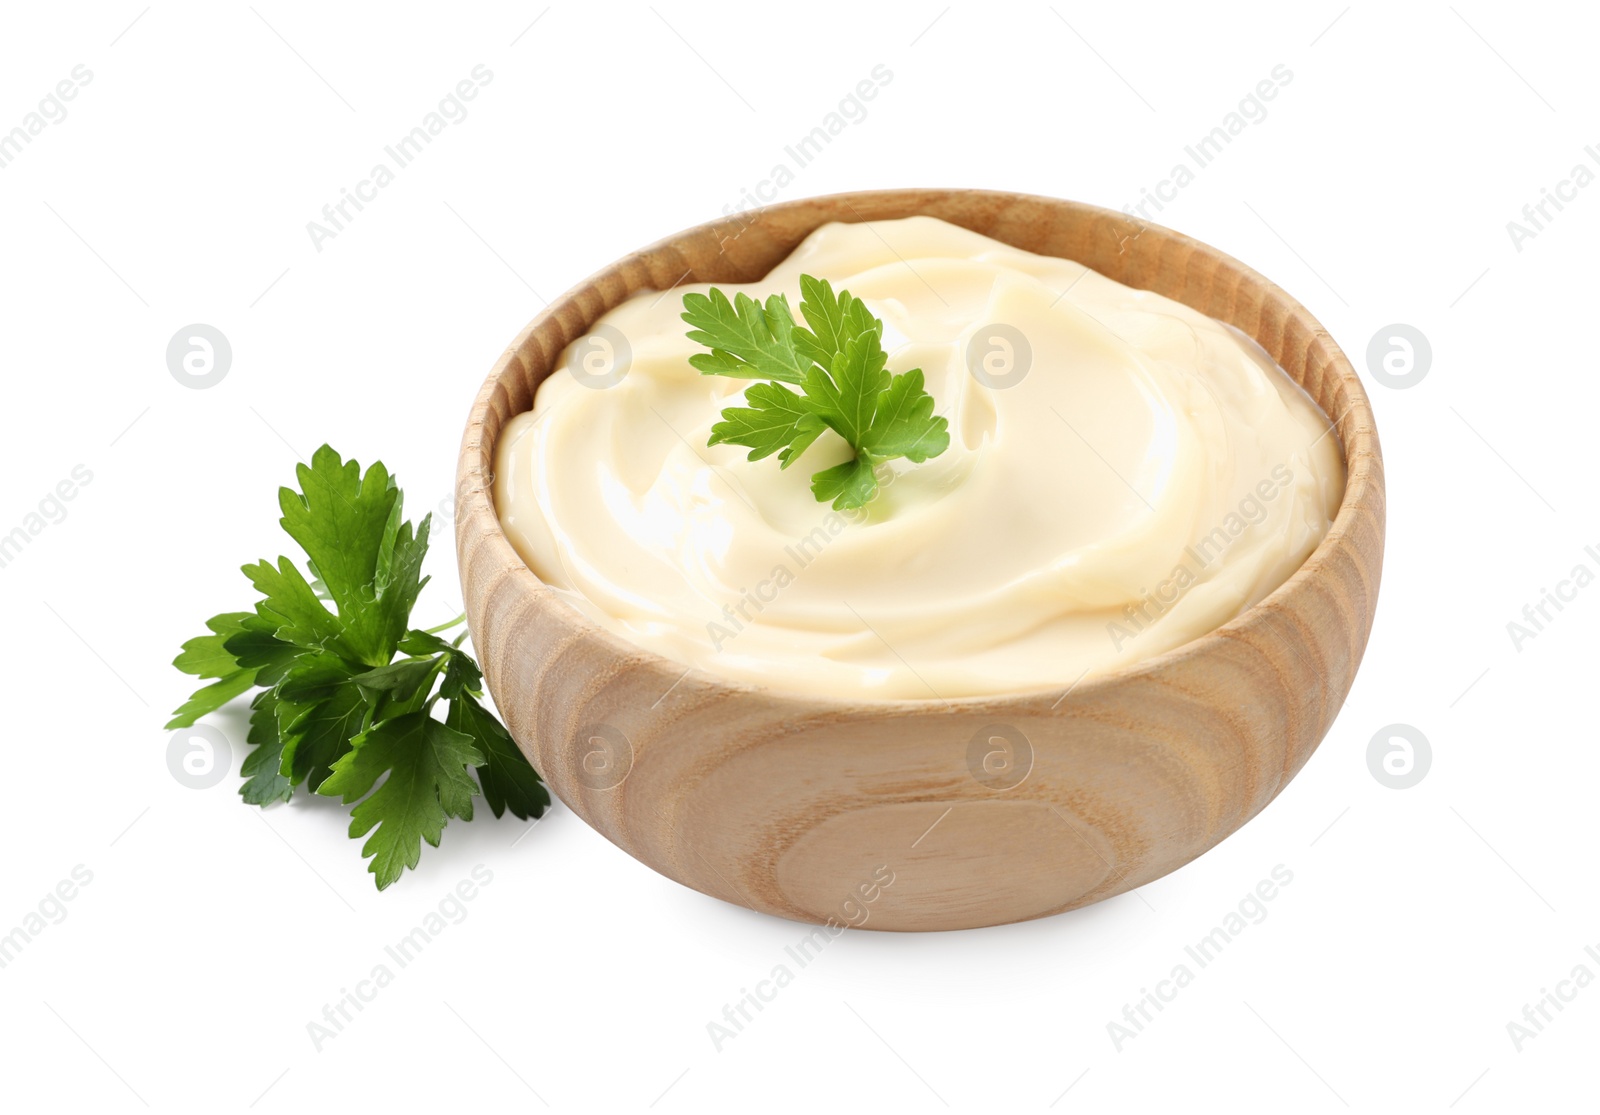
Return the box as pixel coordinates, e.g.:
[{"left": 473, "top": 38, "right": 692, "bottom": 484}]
[{"left": 456, "top": 190, "right": 1385, "bottom": 932}]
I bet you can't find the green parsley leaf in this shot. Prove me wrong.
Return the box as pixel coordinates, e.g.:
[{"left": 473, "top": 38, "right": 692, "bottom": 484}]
[
  {"left": 792, "top": 273, "right": 879, "bottom": 371},
  {"left": 438, "top": 647, "right": 484, "bottom": 701},
  {"left": 707, "top": 381, "right": 828, "bottom": 467},
  {"left": 172, "top": 612, "right": 254, "bottom": 679},
  {"left": 223, "top": 614, "right": 302, "bottom": 688},
  {"left": 863, "top": 368, "right": 950, "bottom": 463},
  {"left": 277, "top": 447, "right": 399, "bottom": 664},
  {"left": 240, "top": 690, "right": 294, "bottom": 806},
  {"left": 809, "top": 457, "right": 880, "bottom": 510},
  {"left": 275, "top": 656, "right": 368, "bottom": 791},
  {"left": 168, "top": 446, "right": 549, "bottom": 890},
  {"left": 166, "top": 613, "right": 260, "bottom": 729},
  {"left": 368, "top": 514, "right": 433, "bottom": 665},
  {"left": 681, "top": 288, "right": 808, "bottom": 384},
  {"left": 318, "top": 712, "right": 484, "bottom": 890},
  {"left": 682, "top": 274, "right": 949, "bottom": 509},
  {"left": 447, "top": 693, "right": 551, "bottom": 821},
  {"left": 165, "top": 669, "right": 258, "bottom": 732},
  {"left": 351, "top": 655, "right": 447, "bottom": 723},
  {"left": 802, "top": 332, "right": 891, "bottom": 450},
  {"left": 242, "top": 555, "right": 355, "bottom": 660},
  {"left": 398, "top": 628, "right": 458, "bottom": 658}
]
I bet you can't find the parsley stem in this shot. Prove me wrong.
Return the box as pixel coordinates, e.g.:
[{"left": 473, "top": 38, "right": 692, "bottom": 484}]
[{"left": 421, "top": 612, "right": 467, "bottom": 635}]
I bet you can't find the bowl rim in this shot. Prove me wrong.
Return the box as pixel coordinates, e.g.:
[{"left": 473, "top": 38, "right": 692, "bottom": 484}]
[{"left": 457, "top": 187, "right": 1382, "bottom": 712}]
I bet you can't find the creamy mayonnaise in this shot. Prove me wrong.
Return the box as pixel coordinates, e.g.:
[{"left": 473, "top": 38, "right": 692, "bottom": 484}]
[{"left": 493, "top": 217, "right": 1344, "bottom": 699}]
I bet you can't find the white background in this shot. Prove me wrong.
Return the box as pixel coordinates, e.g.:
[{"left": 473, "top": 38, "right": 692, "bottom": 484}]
[{"left": 1, "top": 2, "right": 1594, "bottom": 1111}]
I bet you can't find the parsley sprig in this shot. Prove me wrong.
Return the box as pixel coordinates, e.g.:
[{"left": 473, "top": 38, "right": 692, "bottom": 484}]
[
  {"left": 168, "top": 446, "right": 548, "bottom": 890},
  {"left": 681, "top": 274, "right": 949, "bottom": 509}
]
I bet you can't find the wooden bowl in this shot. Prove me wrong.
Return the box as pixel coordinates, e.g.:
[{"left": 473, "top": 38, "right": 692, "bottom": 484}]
[{"left": 456, "top": 189, "right": 1384, "bottom": 932}]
